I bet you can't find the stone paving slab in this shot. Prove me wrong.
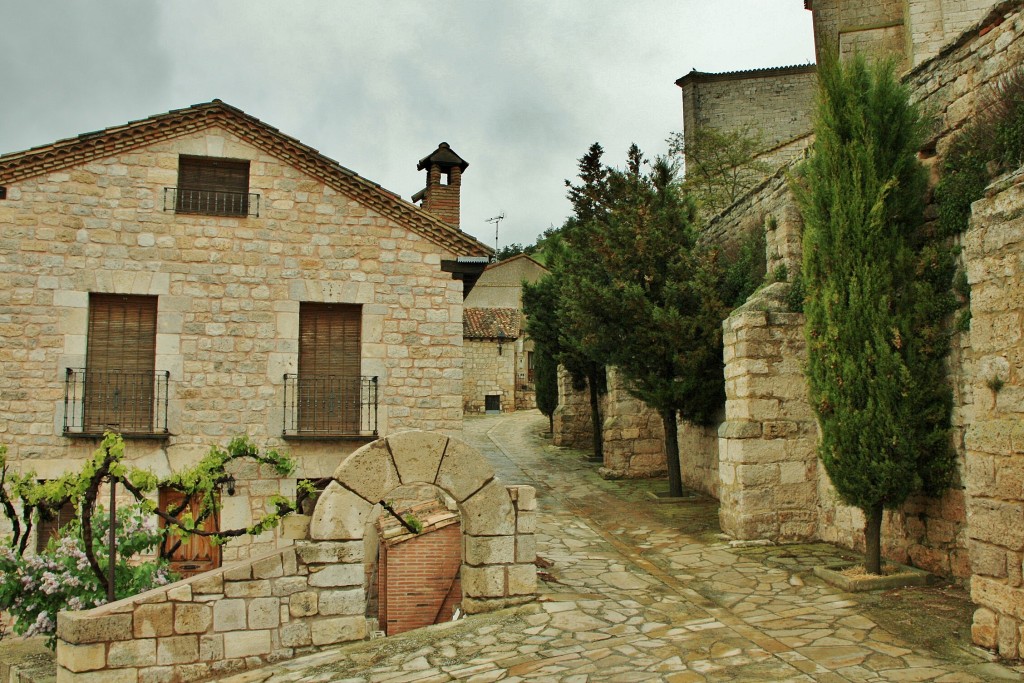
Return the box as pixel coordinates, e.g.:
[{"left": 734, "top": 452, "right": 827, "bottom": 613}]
[{"left": 224, "top": 411, "right": 1023, "bottom": 682}]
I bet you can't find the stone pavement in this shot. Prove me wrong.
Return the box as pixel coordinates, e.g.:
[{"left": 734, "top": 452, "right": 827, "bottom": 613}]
[{"left": 221, "top": 411, "right": 1023, "bottom": 683}]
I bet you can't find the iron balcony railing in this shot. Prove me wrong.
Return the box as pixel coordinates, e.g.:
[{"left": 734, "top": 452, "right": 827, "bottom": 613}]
[
  {"left": 163, "top": 187, "right": 260, "bottom": 217},
  {"left": 283, "top": 374, "right": 378, "bottom": 438},
  {"left": 64, "top": 368, "right": 170, "bottom": 436}
]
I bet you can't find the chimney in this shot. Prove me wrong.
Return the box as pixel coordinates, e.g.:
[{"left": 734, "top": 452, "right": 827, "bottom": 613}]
[{"left": 411, "top": 142, "right": 468, "bottom": 228}]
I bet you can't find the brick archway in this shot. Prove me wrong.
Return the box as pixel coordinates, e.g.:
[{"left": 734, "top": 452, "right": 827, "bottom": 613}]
[{"left": 308, "top": 430, "right": 537, "bottom": 615}]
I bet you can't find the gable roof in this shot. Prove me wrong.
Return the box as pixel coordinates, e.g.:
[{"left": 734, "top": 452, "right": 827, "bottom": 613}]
[
  {"left": 484, "top": 252, "right": 549, "bottom": 272},
  {"left": 0, "top": 100, "right": 491, "bottom": 257},
  {"left": 464, "top": 308, "right": 521, "bottom": 340},
  {"left": 675, "top": 64, "right": 816, "bottom": 88}
]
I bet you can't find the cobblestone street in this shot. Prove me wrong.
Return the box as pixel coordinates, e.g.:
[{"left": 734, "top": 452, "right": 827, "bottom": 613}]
[{"left": 221, "top": 411, "right": 1022, "bottom": 683}]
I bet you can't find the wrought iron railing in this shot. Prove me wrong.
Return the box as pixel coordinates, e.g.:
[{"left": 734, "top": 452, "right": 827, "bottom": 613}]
[
  {"left": 283, "top": 374, "right": 378, "bottom": 437},
  {"left": 164, "top": 187, "right": 260, "bottom": 217},
  {"left": 63, "top": 368, "right": 170, "bottom": 436}
]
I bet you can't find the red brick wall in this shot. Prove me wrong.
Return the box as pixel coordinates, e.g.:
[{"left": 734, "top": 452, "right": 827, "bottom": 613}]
[{"left": 378, "top": 522, "right": 462, "bottom": 635}]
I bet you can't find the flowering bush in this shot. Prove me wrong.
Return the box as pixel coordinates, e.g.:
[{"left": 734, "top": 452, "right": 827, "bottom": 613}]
[{"left": 0, "top": 503, "right": 174, "bottom": 647}]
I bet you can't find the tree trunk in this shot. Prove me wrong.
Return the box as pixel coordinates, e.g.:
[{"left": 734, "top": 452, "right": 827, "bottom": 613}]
[
  {"left": 588, "top": 371, "right": 603, "bottom": 463},
  {"left": 548, "top": 413, "right": 554, "bottom": 435},
  {"left": 864, "top": 503, "right": 884, "bottom": 575},
  {"left": 662, "top": 409, "right": 683, "bottom": 497}
]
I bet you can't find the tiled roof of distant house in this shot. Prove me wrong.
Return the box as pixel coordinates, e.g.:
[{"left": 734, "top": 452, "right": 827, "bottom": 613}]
[{"left": 464, "top": 308, "right": 521, "bottom": 339}]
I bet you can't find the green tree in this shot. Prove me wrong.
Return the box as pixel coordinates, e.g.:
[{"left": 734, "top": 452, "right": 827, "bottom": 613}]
[
  {"left": 668, "top": 125, "right": 771, "bottom": 214},
  {"left": 794, "top": 55, "right": 955, "bottom": 575},
  {"left": 565, "top": 144, "right": 728, "bottom": 496},
  {"left": 523, "top": 272, "right": 561, "bottom": 433}
]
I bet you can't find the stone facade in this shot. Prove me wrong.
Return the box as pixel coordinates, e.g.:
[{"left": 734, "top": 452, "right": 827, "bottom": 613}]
[
  {"left": 676, "top": 65, "right": 817, "bottom": 173},
  {"left": 808, "top": 0, "right": 1005, "bottom": 67},
  {"left": 462, "top": 255, "right": 548, "bottom": 414},
  {"left": 600, "top": 368, "right": 667, "bottom": 480},
  {"left": 0, "top": 101, "right": 490, "bottom": 562},
  {"left": 55, "top": 430, "right": 538, "bottom": 682},
  {"left": 552, "top": 367, "right": 596, "bottom": 450},
  {"left": 963, "top": 170, "right": 1024, "bottom": 659}
]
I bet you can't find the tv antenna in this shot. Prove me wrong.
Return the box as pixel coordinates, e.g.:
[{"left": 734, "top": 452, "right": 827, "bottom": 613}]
[{"left": 486, "top": 213, "right": 505, "bottom": 261}]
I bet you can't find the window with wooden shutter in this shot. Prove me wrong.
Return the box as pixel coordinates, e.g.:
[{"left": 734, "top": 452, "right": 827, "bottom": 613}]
[
  {"left": 85, "top": 294, "right": 158, "bottom": 434},
  {"left": 298, "top": 303, "right": 362, "bottom": 434},
  {"left": 159, "top": 488, "right": 221, "bottom": 577},
  {"left": 175, "top": 155, "right": 250, "bottom": 216},
  {"left": 36, "top": 498, "right": 76, "bottom": 553}
]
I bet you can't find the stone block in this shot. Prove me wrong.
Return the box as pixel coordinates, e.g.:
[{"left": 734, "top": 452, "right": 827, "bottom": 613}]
[
  {"left": 318, "top": 588, "right": 364, "bottom": 616},
  {"left": 58, "top": 611, "right": 133, "bottom": 644},
  {"left": 107, "top": 638, "right": 157, "bottom": 668},
  {"left": 56, "top": 668, "right": 138, "bottom": 683},
  {"left": 248, "top": 597, "right": 281, "bottom": 629},
  {"left": 174, "top": 603, "right": 212, "bottom": 634},
  {"left": 387, "top": 430, "right": 449, "bottom": 485},
  {"left": 223, "top": 630, "right": 271, "bottom": 658},
  {"left": 157, "top": 635, "right": 199, "bottom": 665},
  {"left": 281, "top": 514, "right": 310, "bottom": 540},
  {"left": 508, "top": 485, "right": 536, "bottom": 511},
  {"left": 280, "top": 622, "right": 312, "bottom": 648},
  {"left": 289, "top": 591, "right": 319, "bottom": 617},
  {"left": 999, "top": 613, "right": 1021, "bottom": 659},
  {"left": 295, "top": 540, "right": 364, "bottom": 565},
  {"left": 515, "top": 534, "right": 538, "bottom": 564},
  {"left": 273, "top": 576, "right": 309, "bottom": 596},
  {"left": 465, "top": 535, "right": 515, "bottom": 565},
  {"left": 166, "top": 584, "right": 193, "bottom": 602},
  {"left": 134, "top": 603, "right": 174, "bottom": 639},
  {"left": 252, "top": 554, "right": 284, "bottom": 579},
  {"left": 461, "top": 480, "right": 516, "bottom": 536},
  {"left": 435, "top": 436, "right": 494, "bottom": 502},
  {"left": 56, "top": 642, "right": 106, "bottom": 672},
  {"left": 199, "top": 634, "right": 223, "bottom": 662},
  {"left": 517, "top": 511, "right": 537, "bottom": 534},
  {"left": 507, "top": 564, "right": 537, "bottom": 596},
  {"left": 332, "top": 439, "right": 401, "bottom": 503},
  {"left": 462, "top": 566, "right": 506, "bottom": 598},
  {"left": 309, "top": 481, "right": 374, "bottom": 541},
  {"left": 310, "top": 616, "right": 366, "bottom": 645},
  {"left": 222, "top": 563, "right": 252, "bottom": 581},
  {"left": 191, "top": 574, "right": 223, "bottom": 595},
  {"left": 213, "top": 599, "right": 247, "bottom": 632},
  {"left": 224, "top": 580, "right": 272, "bottom": 598},
  {"left": 308, "top": 563, "right": 363, "bottom": 588}
]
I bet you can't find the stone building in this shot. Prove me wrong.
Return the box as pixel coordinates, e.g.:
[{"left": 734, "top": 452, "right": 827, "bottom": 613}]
[
  {"left": 675, "top": 65, "right": 818, "bottom": 173},
  {"left": 0, "top": 100, "right": 491, "bottom": 570},
  {"left": 462, "top": 254, "right": 549, "bottom": 414}
]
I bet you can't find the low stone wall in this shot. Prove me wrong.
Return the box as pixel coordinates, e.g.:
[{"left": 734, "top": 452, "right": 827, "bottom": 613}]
[
  {"left": 55, "top": 431, "right": 538, "bottom": 682},
  {"left": 963, "top": 170, "right": 1024, "bottom": 659},
  {"left": 601, "top": 369, "right": 666, "bottom": 479},
  {"left": 718, "top": 284, "right": 818, "bottom": 542},
  {"left": 552, "top": 367, "right": 598, "bottom": 450}
]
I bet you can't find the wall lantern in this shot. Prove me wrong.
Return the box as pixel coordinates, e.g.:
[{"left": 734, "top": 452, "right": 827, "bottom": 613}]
[
  {"left": 224, "top": 474, "right": 236, "bottom": 496},
  {"left": 497, "top": 329, "right": 507, "bottom": 355}
]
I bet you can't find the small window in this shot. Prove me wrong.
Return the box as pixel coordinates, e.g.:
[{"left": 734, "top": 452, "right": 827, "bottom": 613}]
[
  {"left": 296, "top": 303, "right": 362, "bottom": 435},
  {"left": 175, "top": 155, "right": 251, "bottom": 216}
]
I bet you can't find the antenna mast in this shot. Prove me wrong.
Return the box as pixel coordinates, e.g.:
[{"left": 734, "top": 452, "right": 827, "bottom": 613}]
[{"left": 486, "top": 213, "right": 505, "bottom": 261}]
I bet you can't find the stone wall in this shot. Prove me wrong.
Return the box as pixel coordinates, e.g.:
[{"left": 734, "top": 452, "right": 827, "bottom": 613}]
[
  {"left": 809, "top": 0, "right": 1004, "bottom": 67},
  {"left": 963, "top": 170, "right": 1024, "bottom": 659},
  {"left": 600, "top": 368, "right": 667, "bottom": 479},
  {"left": 55, "top": 431, "right": 538, "bottom": 681},
  {"left": 719, "top": 284, "right": 818, "bottom": 542},
  {"left": 552, "top": 367, "right": 598, "bottom": 450},
  {"left": 462, "top": 339, "right": 516, "bottom": 414},
  {"left": 678, "top": 66, "right": 817, "bottom": 173}
]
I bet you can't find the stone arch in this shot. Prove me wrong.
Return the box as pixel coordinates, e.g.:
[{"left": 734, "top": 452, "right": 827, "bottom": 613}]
[{"left": 308, "top": 430, "right": 537, "bottom": 615}]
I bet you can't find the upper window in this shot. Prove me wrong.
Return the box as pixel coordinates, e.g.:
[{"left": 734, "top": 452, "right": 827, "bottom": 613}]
[{"left": 174, "top": 155, "right": 253, "bottom": 217}]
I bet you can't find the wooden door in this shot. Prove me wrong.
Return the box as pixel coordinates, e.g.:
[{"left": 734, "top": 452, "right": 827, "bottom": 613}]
[{"left": 158, "top": 489, "right": 221, "bottom": 577}]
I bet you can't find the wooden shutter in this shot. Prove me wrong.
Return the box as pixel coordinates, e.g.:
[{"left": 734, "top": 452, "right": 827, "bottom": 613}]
[
  {"left": 176, "top": 156, "right": 249, "bottom": 215},
  {"left": 85, "top": 294, "right": 157, "bottom": 433},
  {"left": 36, "top": 499, "right": 76, "bottom": 553},
  {"left": 298, "top": 303, "right": 362, "bottom": 433}
]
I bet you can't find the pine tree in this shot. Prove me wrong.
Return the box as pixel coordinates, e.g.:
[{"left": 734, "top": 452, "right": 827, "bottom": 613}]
[
  {"left": 795, "top": 55, "right": 955, "bottom": 574},
  {"left": 523, "top": 274, "right": 561, "bottom": 434},
  {"left": 565, "top": 145, "right": 727, "bottom": 495}
]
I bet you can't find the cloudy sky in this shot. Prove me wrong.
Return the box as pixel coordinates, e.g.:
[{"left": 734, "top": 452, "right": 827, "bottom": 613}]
[{"left": 0, "top": 2, "right": 815, "bottom": 249}]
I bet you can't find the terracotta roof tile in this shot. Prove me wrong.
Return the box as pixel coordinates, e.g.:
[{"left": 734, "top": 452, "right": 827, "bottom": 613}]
[
  {"left": 463, "top": 308, "right": 521, "bottom": 339},
  {"left": 0, "top": 100, "right": 491, "bottom": 258}
]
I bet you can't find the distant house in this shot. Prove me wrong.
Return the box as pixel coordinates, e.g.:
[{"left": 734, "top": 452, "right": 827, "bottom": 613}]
[
  {"left": 462, "top": 254, "right": 549, "bottom": 414},
  {"left": 0, "top": 100, "right": 490, "bottom": 569}
]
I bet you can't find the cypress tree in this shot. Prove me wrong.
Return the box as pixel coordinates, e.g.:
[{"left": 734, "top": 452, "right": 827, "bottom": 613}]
[
  {"left": 523, "top": 273, "right": 561, "bottom": 434},
  {"left": 795, "top": 55, "right": 955, "bottom": 574}
]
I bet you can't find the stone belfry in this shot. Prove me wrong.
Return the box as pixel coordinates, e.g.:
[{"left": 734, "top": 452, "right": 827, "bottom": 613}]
[{"left": 412, "top": 142, "right": 468, "bottom": 228}]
